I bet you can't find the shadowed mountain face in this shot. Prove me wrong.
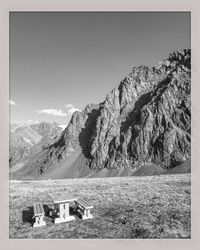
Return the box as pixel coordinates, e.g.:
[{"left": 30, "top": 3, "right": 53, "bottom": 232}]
[{"left": 11, "top": 49, "right": 191, "bottom": 180}]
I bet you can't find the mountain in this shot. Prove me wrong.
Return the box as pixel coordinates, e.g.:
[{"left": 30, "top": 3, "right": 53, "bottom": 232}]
[
  {"left": 9, "top": 122, "right": 63, "bottom": 172},
  {"left": 11, "top": 49, "right": 191, "bottom": 180}
]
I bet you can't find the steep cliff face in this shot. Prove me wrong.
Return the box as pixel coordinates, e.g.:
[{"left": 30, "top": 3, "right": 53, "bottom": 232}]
[
  {"left": 13, "top": 49, "right": 191, "bottom": 179},
  {"left": 89, "top": 49, "right": 191, "bottom": 170}
]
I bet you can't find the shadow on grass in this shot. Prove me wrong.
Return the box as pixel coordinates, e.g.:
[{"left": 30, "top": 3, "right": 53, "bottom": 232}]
[
  {"left": 22, "top": 206, "right": 34, "bottom": 224},
  {"left": 42, "top": 204, "right": 82, "bottom": 220},
  {"left": 43, "top": 204, "right": 58, "bottom": 223},
  {"left": 43, "top": 204, "right": 53, "bottom": 217},
  {"left": 69, "top": 206, "right": 82, "bottom": 219}
]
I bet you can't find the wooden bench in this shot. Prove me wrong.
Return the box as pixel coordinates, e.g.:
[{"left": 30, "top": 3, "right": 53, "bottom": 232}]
[
  {"left": 74, "top": 198, "right": 93, "bottom": 220},
  {"left": 32, "top": 203, "right": 46, "bottom": 227}
]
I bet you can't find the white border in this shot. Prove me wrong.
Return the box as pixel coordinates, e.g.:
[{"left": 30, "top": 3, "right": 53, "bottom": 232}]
[{"left": 0, "top": 1, "right": 200, "bottom": 250}]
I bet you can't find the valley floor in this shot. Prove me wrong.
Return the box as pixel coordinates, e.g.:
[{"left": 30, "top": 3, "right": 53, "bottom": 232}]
[{"left": 9, "top": 174, "right": 191, "bottom": 239}]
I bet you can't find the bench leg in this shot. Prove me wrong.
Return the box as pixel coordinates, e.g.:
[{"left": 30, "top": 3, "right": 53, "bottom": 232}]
[
  {"left": 82, "top": 209, "right": 93, "bottom": 220},
  {"left": 33, "top": 215, "right": 46, "bottom": 227},
  {"left": 54, "top": 203, "right": 75, "bottom": 224}
]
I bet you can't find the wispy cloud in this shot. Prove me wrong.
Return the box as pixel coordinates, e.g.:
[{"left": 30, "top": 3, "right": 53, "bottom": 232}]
[
  {"left": 37, "top": 109, "right": 67, "bottom": 117},
  {"left": 64, "top": 104, "right": 81, "bottom": 115},
  {"left": 36, "top": 105, "right": 81, "bottom": 117},
  {"left": 27, "top": 120, "right": 39, "bottom": 124},
  {"left": 9, "top": 100, "right": 16, "bottom": 106},
  {"left": 65, "top": 104, "right": 74, "bottom": 109}
]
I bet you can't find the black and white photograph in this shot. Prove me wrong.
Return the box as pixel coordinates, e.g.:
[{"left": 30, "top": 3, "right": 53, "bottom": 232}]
[{"left": 9, "top": 11, "right": 191, "bottom": 239}]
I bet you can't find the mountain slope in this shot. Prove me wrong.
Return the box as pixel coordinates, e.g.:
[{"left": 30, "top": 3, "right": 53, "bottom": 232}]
[{"left": 11, "top": 49, "right": 191, "bottom": 180}]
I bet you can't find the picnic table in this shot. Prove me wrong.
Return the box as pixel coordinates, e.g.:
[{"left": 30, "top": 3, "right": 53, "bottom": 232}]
[{"left": 48, "top": 193, "right": 77, "bottom": 224}]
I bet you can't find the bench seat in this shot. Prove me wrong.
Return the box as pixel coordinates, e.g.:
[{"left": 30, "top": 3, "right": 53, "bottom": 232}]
[
  {"left": 75, "top": 198, "right": 93, "bottom": 220},
  {"left": 32, "top": 203, "right": 46, "bottom": 227},
  {"left": 76, "top": 198, "right": 94, "bottom": 209},
  {"left": 33, "top": 203, "right": 45, "bottom": 216}
]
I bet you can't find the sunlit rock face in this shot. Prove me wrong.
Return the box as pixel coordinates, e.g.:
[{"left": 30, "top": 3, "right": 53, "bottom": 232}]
[{"left": 89, "top": 49, "right": 191, "bottom": 170}]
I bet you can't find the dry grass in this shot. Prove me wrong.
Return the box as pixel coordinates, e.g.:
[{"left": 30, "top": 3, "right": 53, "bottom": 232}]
[{"left": 9, "top": 174, "right": 191, "bottom": 239}]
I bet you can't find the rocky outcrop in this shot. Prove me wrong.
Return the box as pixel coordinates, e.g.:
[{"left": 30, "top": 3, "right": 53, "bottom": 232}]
[
  {"left": 12, "top": 49, "right": 191, "bottom": 179},
  {"left": 88, "top": 49, "right": 190, "bottom": 171}
]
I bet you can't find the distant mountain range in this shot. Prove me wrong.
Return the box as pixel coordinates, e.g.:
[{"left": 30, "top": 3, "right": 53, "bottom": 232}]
[
  {"left": 10, "top": 49, "right": 191, "bottom": 180},
  {"left": 9, "top": 122, "right": 64, "bottom": 172}
]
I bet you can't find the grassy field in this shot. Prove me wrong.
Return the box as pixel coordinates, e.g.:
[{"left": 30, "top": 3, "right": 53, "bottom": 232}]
[{"left": 9, "top": 174, "right": 191, "bottom": 239}]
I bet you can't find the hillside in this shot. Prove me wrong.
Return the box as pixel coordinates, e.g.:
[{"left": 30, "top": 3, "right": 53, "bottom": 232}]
[{"left": 11, "top": 49, "right": 191, "bottom": 180}]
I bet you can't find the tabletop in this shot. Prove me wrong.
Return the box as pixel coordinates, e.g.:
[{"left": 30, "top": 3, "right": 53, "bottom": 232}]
[{"left": 47, "top": 193, "right": 77, "bottom": 204}]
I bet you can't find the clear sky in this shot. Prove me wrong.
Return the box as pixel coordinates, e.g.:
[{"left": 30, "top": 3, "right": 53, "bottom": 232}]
[{"left": 9, "top": 12, "right": 190, "bottom": 125}]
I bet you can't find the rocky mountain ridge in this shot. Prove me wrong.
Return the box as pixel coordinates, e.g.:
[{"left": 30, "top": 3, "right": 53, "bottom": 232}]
[{"left": 11, "top": 49, "right": 191, "bottom": 179}]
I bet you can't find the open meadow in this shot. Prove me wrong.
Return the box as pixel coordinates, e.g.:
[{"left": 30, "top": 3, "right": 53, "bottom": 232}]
[{"left": 9, "top": 174, "right": 191, "bottom": 239}]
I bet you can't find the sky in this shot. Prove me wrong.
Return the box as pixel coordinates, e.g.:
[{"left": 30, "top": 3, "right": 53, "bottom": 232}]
[{"left": 9, "top": 12, "right": 191, "bottom": 125}]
